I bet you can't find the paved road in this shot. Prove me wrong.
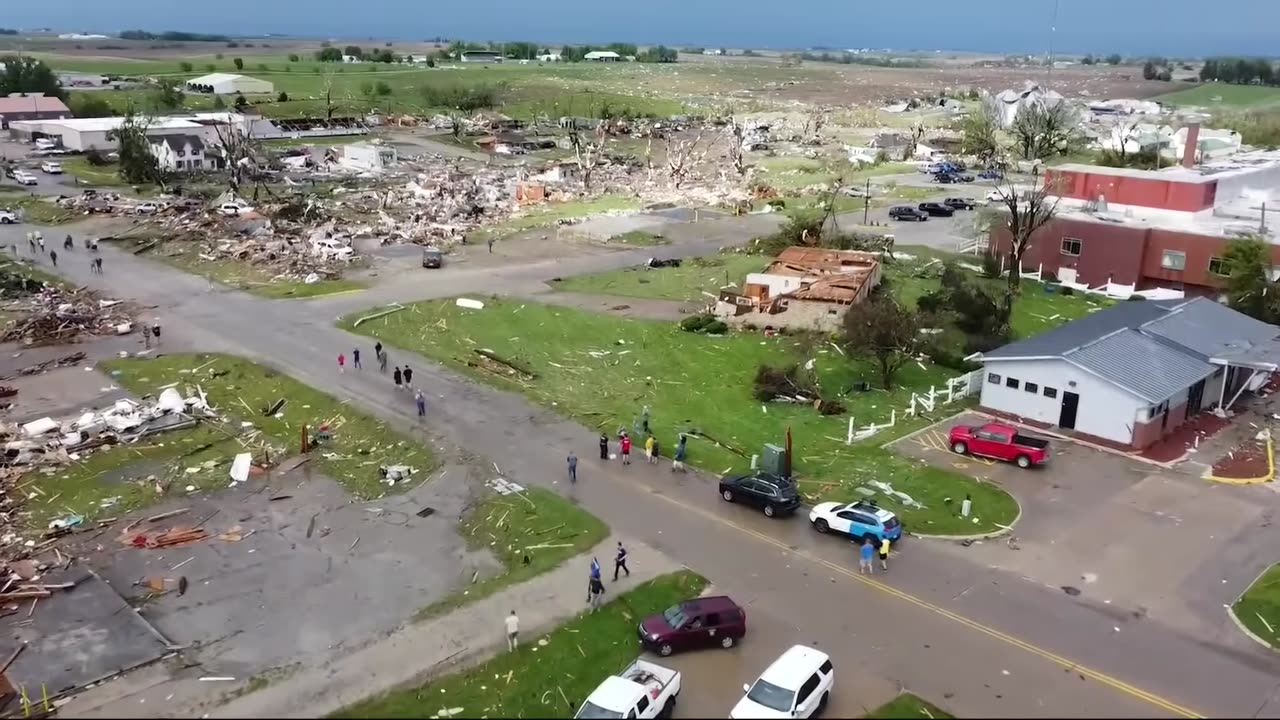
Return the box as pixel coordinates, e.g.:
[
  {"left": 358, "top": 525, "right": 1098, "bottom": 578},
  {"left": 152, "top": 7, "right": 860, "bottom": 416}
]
[{"left": 12, "top": 224, "right": 1280, "bottom": 718}]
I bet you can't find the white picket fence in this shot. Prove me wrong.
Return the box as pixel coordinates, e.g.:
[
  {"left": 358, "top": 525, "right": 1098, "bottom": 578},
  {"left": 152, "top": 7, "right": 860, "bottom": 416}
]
[{"left": 845, "top": 369, "right": 983, "bottom": 443}]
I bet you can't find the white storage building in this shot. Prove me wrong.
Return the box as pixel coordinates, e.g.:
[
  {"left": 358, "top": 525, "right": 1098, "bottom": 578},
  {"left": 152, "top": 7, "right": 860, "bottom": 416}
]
[
  {"left": 7, "top": 116, "right": 215, "bottom": 152},
  {"left": 185, "top": 73, "right": 274, "bottom": 95},
  {"left": 975, "top": 298, "right": 1280, "bottom": 449}
]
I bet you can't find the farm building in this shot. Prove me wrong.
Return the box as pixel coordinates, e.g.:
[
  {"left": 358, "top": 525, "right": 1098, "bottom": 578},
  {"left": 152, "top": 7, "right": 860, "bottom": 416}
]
[
  {"left": 0, "top": 94, "right": 71, "bottom": 129},
  {"left": 185, "top": 73, "right": 274, "bottom": 95},
  {"left": 460, "top": 51, "right": 503, "bottom": 64},
  {"left": 7, "top": 116, "right": 217, "bottom": 151},
  {"left": 584, "top": 51, "right": 622, "bottom": 62},
  {"left": 974, "top": 298, "right": 1280, "bottom": 449}
]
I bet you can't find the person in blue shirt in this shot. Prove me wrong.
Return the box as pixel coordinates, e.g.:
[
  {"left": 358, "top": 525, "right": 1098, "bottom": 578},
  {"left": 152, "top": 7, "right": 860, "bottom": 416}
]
[{"left": 859, "top": 537, "right": 876, "bottom": 575}]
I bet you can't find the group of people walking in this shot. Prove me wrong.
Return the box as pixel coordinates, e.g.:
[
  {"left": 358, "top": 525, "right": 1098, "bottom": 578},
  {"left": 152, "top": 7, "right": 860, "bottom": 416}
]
[
  {"left": 16, "top": 232, "right": 101, "bottom": 272},
  {"left": 339, "top": 342, "right": 427, "bottom": 417}
]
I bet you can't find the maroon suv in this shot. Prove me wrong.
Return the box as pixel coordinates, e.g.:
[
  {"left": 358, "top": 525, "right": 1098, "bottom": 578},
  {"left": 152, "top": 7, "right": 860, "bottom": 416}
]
[{"left": 638, "top": 595, "right": 747, "bottom": 656}]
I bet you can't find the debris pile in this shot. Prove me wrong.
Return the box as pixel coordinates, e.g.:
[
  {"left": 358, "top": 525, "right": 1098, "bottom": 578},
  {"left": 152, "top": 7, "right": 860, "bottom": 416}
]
[{"left": 0, "top": 285, "right": 134, "bottom": 346}]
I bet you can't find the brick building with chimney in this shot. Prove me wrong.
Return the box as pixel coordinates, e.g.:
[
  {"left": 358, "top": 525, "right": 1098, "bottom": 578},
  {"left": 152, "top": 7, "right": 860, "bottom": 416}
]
[{"left": 989, "top": 125, "right": 1280, "bottom": 297}]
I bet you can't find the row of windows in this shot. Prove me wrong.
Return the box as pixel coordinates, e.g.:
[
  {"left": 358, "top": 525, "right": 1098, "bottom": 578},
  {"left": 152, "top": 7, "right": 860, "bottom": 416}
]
[
  {"left": 988, "top": 373, "right": 1058, "bottom": 399},
  {"left": 1059, "top": 237, "right": 1231, "bottom": 277}
]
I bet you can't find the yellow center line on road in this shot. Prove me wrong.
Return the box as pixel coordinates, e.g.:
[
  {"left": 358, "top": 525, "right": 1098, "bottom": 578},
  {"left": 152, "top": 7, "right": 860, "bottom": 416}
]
[{"left": 640, "top": 486, "right": 1204, "bottom": 719}]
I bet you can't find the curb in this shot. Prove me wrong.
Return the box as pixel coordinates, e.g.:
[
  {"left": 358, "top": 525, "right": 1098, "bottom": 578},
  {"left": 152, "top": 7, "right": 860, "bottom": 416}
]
[
  {"left": 1226, "top": 563, "right": 1280, "bottom": 653},
  {"left": 910, "top": 495, "right": 1022, "bottom": 541},
  {"left": 1202, "top": 434, "right": 1274, "bottom": 485},
  {"left": 967, "top": 409, "right": 1185, "bottom": 470}
]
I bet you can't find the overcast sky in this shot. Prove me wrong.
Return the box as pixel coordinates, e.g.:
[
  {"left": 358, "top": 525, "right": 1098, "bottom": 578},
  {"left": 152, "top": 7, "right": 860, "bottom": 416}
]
[{"left": 6, "top": 0, "right": 1277, "bottom": 56}]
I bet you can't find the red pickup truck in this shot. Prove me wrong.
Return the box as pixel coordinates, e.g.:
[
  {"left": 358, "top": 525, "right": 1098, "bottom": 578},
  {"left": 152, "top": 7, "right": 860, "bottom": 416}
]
[{"left": 948, "top": 422, "right": 1050, "bottom": 468}]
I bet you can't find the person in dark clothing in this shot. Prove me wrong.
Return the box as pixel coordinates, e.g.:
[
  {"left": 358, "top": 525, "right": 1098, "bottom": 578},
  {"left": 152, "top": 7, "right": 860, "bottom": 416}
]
[
  {"left": 402, "top": 365, "right": 414, "bottom": 388},
  {"left": 587, "top": 575, "right": 606, "bottom": 612},
  {"left": 352, "top": 348, "right": 362, "bottom": 369},
  {"left": 374, "top": 341, "right": 383, "bottom": 360},
  {"left": 151, "top": 323, "right": 159, "bottom": 343},
  {"left": 567, "top": 451, "right": 578, "bottom": 484},
  {"left": 393, "top": 366, "right": 403, "bottom": 391},
  {"left": 63, "top": 235, "right": 73, "bottom": 250},
  {"left": 613, "top": 541, "right": 630, "bottom": 581},
  {"left": 49, "top": 250, "right": 57, "bottom": 267},
  {"left": 598, "top": 433, "right": 609, "bottom": 460},
  {"left": 415, "top": 390, "right": 426, "bottom": 417},
  {"left": 95, "top": 257, "right": 103, "bottom": 273}
]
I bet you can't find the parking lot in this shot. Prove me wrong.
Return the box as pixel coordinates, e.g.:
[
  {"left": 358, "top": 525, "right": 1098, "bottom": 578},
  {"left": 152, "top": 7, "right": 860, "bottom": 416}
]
[{"left": 890, "top": 411, "right": 1280, "bottom": 644}]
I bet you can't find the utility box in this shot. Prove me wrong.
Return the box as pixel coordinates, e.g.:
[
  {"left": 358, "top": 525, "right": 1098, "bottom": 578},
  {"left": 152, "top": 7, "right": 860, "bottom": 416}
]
[{"left": 761, "top": 443, "right": 787, "bottom": 477}]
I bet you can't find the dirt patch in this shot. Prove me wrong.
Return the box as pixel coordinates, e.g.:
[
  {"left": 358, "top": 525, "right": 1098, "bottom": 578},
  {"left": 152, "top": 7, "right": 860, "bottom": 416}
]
[{"left": 1211, "top": 438, "right": 1271, "bottom": 479}]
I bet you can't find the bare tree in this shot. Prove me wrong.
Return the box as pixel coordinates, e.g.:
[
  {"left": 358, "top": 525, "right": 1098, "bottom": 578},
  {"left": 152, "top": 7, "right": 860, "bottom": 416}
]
[
  {"left": 213, "top": 121, "right": 257, "bottom": 193},
  {"left": 1100, "top": 118, "right": 1139, "bottom": 165},
  {"left": 567, "top": 124, "right": 606, "bottom": 190},
  {"left": 992, "top": 173, "right": 1060, "bottom": 329},
  {"left": 725, "top": 115, "right": 746, "bottom": 176},
  {"left": 320, "top": 66, "right": 339, "bottom": 120},
  {"left": 644, "top": 137, "right": 656, "bottom": 184},
  {"left": 1010, "top": 102, "right": 1080, "bottom": 161},
  {"left": 902, "top": 121, "right": 926, "bottom": 162},
  {"left": 664, "top": 128, "right": 717, "bottom": 188},
  {"left": 800, "top": 109, "right": 829, "bottom": 145}
]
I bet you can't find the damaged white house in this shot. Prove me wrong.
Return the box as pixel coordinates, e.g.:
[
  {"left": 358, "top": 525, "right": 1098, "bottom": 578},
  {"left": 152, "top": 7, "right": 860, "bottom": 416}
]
[
  {"left": 340, "top": 143, "right": 398, "bottom": 172},
  {"left": 992, "top": 81, "right": 1065, "bottom": 128}
]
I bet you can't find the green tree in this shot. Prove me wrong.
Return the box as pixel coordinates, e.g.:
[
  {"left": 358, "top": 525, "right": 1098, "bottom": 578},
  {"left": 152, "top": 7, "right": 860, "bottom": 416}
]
[
  {"left": 114, "top": 113, "right": 169, "bottom": 188},
  {"left": 288, "top": 53, "right": 300, "bottom": 62},
  {"left": 1081, "top": 54, "right": 1096, "bottom": 65},
  {"left": 1142, "top": 61, "right": 1157, "bottom": 80},
  {"left": 233, "top": 93, "right": 248, "bottom": 109},
  {"left": 148, "top": 78, "right": 184, "bottom": 112},
  {"left": 841, "top": 295, "right": 921, "bottom": 389},
  {"left": 70, "top": 94, "right": 113, "bottom": 118},
  {"left": 205, "top": 63, "right": 216, "bottom": 72},
  {"left": 233, "top": 57, "right": 244, "bottom": 70},
  {"left": 1106, "top": 53, "right": 1122, "bottom": 65},
  {"left": 960, "top": 99, "right": 1002, "bottom": 166},
  {"left": 0, "top": 56, "right": 67, "bottom": 100},
  {"left": 179, "top": 61, "right": 193, "bottom": 72},
  {"left": 374, "top": 80, "right": 393, "bottom": 96},
  {"left": 1222, "top": 236, "right": 1280, "bottom": 322},
  {"left": 277, "top": 90, "right": 289, "bottom": 102},
  {"left": 315, "top": 47, "right": 343, "bottom": 62},
  {"left": 211, "top": 94, "right": 226, "bottom": 109},
  {"left": 344, "top": 45, "right": 364, "bottom": 60}
]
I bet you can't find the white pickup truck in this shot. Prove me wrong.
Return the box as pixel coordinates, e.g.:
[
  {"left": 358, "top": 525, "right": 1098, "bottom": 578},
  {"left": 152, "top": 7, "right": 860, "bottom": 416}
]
[{"left": 575, "top": 658, "right": 681, "bottom": 719}]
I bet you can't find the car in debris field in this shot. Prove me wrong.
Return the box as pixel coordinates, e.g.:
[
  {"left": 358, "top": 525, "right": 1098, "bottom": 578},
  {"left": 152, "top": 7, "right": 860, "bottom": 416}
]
[
  {"left": 943, "top": 197, "right": 976, "bottom": 210},
  {"left": 638, "top": 595, "right": 747, "bottom": 656},
  {"left": 948, "top": 422, "right": 1050, "bottom": 468},
  {"left": 918, "top": 202, "right": 955, "bottom": 217},
  {"left": 978, "top": 168, "right": 1003, "bottom": 180},
  {"left": 12, "top": 171, "right": 37, "bottom": 186},
  {"left": 421, "top": 247, "right": 443, "bottom": 268},
  {"left": 576, "top": 658, "right": 680, "bottom": 719},
  {"left": 0, "top": 208, "right": 17, "bottom": 224},
  {"left": 718, "top": 471, "right": 801, "bottom": 518},
  {"left": 730, "top": 645, "right": 834, "bottom": 720},
  {"left": 808, "top": 499, "right": 902, "bottom": 544},
  {"left": 888, "top": 205, "right": 928, "bottom": 221},
  {"left": 219, "top": 202, "right": 250, "bottom": 217},
  {"left": 134, "top": 202, "right": 160, "bottom": 215}
]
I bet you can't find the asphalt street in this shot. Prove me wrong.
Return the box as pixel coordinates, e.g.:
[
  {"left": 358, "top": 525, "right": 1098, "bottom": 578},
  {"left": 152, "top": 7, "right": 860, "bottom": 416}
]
[{"left": 10, "top": 222, "right": 1280, "bottom": 718}]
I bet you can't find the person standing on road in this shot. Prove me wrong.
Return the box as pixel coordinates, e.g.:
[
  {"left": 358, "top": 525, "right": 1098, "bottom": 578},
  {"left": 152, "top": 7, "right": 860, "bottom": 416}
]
[
  {"left": 859, "top": 538, "right": 876, "bottom": 575},
  {"left": 487, "top": 237, "right": 494, "bottom": 253},
  {"left": 352, "top": 348, "right": 362, "bottom": 370},
  {"left": 150, "top": 322, "right": 159, "bottom": 344},
  {"left": 378, "top": 350, "right": 388, "bottom": 373},
  {"left": 672, "top": 434, "right": 687, "bottom": 472},
  {"left": 614, "top": 541, "right": 630, "bottom": 581},
  {"left": 49, "top": 250, "right": 57, "bottom": 267},
  {"left": 587, "top": 574, "right": 606, "bottom": 612},
  {"left": 567, "top": 450, "right": 578, "bottom": 484},
  {"left": 337, "top": 352, "right": 345, "bottom": 373},
  {"left": 402, "top": 365, "right": 414, "bottom": 389},
  {"left": 415, "top": 390, "right": 426, "bottom": 418},
  {"left": 36, "top": 233, "right": 43, "bottom": 254},
  {"left": 63, "top": 234, "right": 73, "bottom": 251},
  {"left": 94, "top": 257, "right": 103, "bottom": 274},
  {"left": 142, "top": 324, "right": 152, "bottom": 349},
  {"left": 619, "top": 433, "right": 631, "bottom": 466},
  {"left": 505, "top": 610, "right": 520, "bottom": 651},
  {"left": 89, "top": 259, "right": 97, "bottom": 274},
  {"left": 393, "top": 366, "right": 403, "bottom": 391},
  {"left": 651, "top": 437, "right": 661, "bottom": 465},
  {"left": 644, "top": 434, "right": 655, "bottom": 465},
  {"left": 879, "top": 537, "right": 891, "bottom": 571},
  {"left": 590, "top": 556, "right": 602, "bottom": 580},
  {"left": 374, "top": 341, "right": 383, "bottom": 361},
  {"left": 599, "top": 433, "right": 609, "bottom": 461}
]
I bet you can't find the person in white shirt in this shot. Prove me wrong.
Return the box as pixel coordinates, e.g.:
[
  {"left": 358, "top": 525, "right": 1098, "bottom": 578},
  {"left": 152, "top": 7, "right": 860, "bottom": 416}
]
[{"left": 505, "top": 610, "right": 520, "bottom": 651}]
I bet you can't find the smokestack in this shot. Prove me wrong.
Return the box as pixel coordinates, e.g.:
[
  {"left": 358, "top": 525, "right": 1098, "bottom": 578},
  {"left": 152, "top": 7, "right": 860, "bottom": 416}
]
[{"left": 1181, "top": 122, "right": 1200, "bottom": 169}]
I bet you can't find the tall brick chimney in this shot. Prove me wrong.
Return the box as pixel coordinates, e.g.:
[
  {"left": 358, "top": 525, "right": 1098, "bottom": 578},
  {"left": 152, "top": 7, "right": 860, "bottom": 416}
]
[{"left": 1181, "top": 122, "right": 1201, "bottom": 169}]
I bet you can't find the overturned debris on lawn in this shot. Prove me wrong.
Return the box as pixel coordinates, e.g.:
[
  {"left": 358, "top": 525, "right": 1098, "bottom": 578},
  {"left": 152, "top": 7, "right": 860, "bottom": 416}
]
[{"left": 0, "top": 284, "right": 135, "bottom": 346}]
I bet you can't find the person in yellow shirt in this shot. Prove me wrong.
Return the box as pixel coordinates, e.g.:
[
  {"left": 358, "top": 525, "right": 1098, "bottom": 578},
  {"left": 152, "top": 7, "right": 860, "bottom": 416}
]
[
  {"left": 645, "top": 435, "right": 656, "bottom": 465},
  {"left": 879, "top": 537, "right": 892, "bottom": 571}
]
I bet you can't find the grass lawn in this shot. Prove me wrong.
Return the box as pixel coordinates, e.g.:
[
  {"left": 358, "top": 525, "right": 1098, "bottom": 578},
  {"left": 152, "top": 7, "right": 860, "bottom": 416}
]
[
  {"left": 15, "top": 197, "right": 77, "bottom": 225},
  {"left": 606, "top": 230, "right": 669, "bottom": 247},
  {"left": 553, "top": 254, "right": 766, "bottom": 302},
  {"left": 416, "top": 486, "right": 609, "bottom": 620},
  {"left": 865, "top": 693, "right": 954, "bottom": 719},
  {"left": 343, "top": 297, "right": 1018, "bottom": 535},
  {"left": 1233, "top": 563, "right": 1280, "bottom": 648},
  {"left": 1154, "top": 83, "right": 1280, "bottom": 109},
  {"left": 337, "top": 570, "right": 707, "bottom": 719},
  {"left": 60, "top": 157, "right": 131, "bottom": 187},
  {"left": 474, "top": 195, "right": 641, "bottom": 243},
  {"left": 144, "top": 246, "right": 365, "bottom": 300},
  {"left": 103, "top": 353, "right": 435, "bottom": 500}
]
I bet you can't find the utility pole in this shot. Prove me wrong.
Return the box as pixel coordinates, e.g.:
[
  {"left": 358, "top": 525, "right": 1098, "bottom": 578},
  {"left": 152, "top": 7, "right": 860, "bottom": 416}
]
[
  {"left": 862, "top": 178, "right": 871, "bottom": 225},
  {"left": 1046, "top": 0, "right": 1060, "bottom": 90}
]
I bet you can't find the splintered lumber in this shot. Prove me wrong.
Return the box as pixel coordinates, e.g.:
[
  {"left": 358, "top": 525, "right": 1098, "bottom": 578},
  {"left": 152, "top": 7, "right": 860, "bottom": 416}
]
[{"left": 472, "top": 349, "right": 537, "bottom": 379}]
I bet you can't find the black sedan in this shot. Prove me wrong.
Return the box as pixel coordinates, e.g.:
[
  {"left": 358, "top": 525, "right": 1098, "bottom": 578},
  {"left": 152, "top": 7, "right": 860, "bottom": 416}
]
[
  {"left": 918, "top": 202, "right": 955, "bottom": 217},
  {"left": 889, "top": 205, "right": 928, "bottom": 221},
  {"left": 943, "top": 197, "right": 976, "bottom": 210},
  {"left": 931, "top": 172, "right": 956, "bottom": 184},
  {"left": 718, "top": 472, "right": 801, "bottom": 518}
]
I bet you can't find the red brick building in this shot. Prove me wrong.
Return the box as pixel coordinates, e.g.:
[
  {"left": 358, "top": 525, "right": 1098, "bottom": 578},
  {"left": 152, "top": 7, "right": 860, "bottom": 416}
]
[{"left": 989, "top": 153, "right": 1280, "bottom": 296}]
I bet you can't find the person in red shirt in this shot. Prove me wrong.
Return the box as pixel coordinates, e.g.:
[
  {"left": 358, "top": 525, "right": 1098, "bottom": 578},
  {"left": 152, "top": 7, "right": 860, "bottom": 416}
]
[{"left": 619, "top": 433, "right": 632, "bottom": 465}]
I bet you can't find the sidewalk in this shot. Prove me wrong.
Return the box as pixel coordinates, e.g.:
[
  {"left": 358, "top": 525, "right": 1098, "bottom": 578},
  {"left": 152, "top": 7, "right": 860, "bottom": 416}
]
[{"left": 215, "top": 537, "right": 679, "bottom": 718}]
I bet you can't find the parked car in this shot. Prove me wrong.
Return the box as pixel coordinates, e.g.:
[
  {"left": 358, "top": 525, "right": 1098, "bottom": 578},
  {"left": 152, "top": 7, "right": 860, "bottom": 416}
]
[
  {"left": 576, "top": 658, "right": 680, "bottom": 719},
  {"left": 985, "top": 189, "right": 1006, "bottom": 204},
  {"left": 34, "top": 138, "right": 57, "bottom": 151},
  {"left": 948, "top": 422, "right": 1050, "bottom": 468},
  {"left": 918, "top": 202, "right": 955, "bottom": 217},
  {"left": 931, "top": 172, "right": 956, "bottom": 184},
  {"left": 978, "top": 168, "right": 1003, "bottom": 180},
  {"left": 888, "top": 205, "right": 928, "bottom": 221},
  {"left": 12, "top": 171, "right": 37, "bottom": 186},
  {"left": 719, "top": 471, "right": 801, "bottom": 518},
  {"left": 730, "top": 645, "right": 834, "bottom": 720},
  {"left": 952, "top": 172, "right": 975, "bottom": 182},
  {"left": 134, "top": 202, "right": 160, "bottom": 215},
  {"left": 0, "top": 208, "right": 17, "bottom": 224},
  {"left": 808, "top": 499, "right": 902, "bottom": 544},
  {"left": 943, "top": 197, "right": 976, "bottom": 210},
  {"left": 39, "top": 161, "right": 63, "bottom": 174},
  {"left": 422, "top": 247, "right": 443, "bottom": 268},
  {"left": 638, "top": 595, "right": 747, "bottom": 656}
]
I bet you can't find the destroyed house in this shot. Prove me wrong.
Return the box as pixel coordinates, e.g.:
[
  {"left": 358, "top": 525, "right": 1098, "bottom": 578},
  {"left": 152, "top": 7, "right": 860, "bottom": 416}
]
[
  {"left": 716, "top": 247, "right": 882, "bottom": 332},
  {"left": 479, "top": 132, "right": 557, "bottom": 153}
]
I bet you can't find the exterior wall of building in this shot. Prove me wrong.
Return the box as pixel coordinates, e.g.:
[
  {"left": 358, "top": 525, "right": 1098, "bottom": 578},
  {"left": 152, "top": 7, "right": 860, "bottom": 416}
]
[
  {"left": 1045, "top": 168, "right": 1216, "bottom": 212},
  {"left": 978, "top": 358, "right": 1147, "bottom": 445},
  {"left": 744, "top": 273, "right": 804, "bottom": 299},
  {"left": 726, "top": 299, "right": 845, "bottom": 332}
]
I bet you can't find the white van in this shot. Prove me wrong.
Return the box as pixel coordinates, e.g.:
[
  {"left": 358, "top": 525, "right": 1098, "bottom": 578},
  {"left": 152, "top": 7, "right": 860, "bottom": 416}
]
[{"left": 730, "top": 645, "right": 833, "bottom": 719}]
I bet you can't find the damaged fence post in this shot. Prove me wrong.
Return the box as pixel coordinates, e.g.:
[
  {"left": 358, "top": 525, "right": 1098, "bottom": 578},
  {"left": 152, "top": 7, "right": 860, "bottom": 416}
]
[{"left": 352, "top": 303, "right": 406, "bottom": 328}]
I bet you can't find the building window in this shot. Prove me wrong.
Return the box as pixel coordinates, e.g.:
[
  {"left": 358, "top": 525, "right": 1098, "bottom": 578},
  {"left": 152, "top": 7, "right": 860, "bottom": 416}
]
[
  {"left": 1043, "top": 387, "right": 1058, "bottom": 399},
  {"left": 1005, "top": 377, "right": 1020, "bottom": 389},
  {"left": 1161, "top": 250, "right": 1186, "bottom": 271},
  {"left": 1060, "top": 237, "right": 1082, "bottom": 256},
  {"left": 1208, "top": 257, "right": 1229, "bottom": 276},
  {"left": 1024, "top": 382, "right": 1039, "bottom": 393},
  {"left": 987, "top": 373, "right": 1001, "bottom": 385}
]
